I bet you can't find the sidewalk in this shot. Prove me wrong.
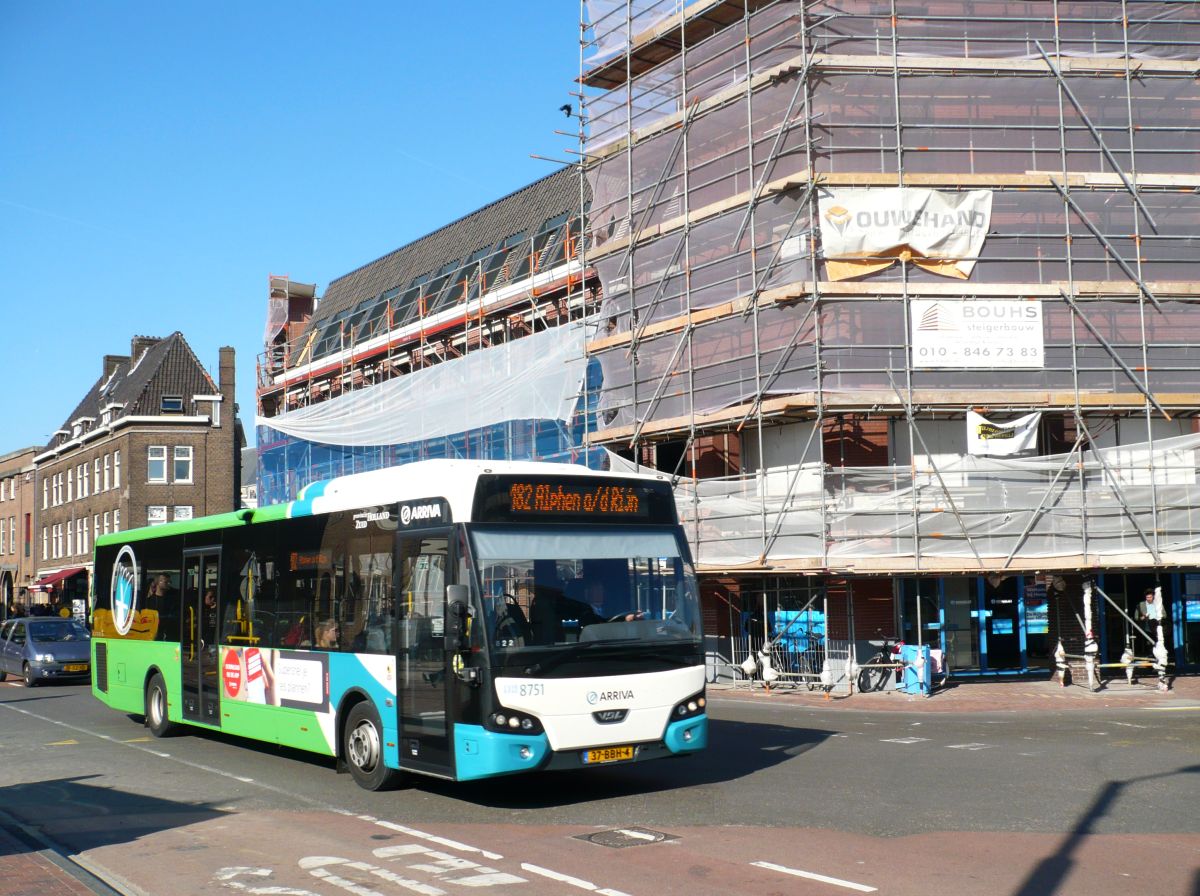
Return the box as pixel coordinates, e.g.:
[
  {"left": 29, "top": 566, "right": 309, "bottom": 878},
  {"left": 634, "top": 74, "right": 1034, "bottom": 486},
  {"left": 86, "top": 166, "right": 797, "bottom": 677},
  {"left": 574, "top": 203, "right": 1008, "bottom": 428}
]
[
  {"left": 709, "top": 672, "right": 1200, "bottom": 713},
  {"left": 0, "top": 814, "right": 124, "bottom": 896}
]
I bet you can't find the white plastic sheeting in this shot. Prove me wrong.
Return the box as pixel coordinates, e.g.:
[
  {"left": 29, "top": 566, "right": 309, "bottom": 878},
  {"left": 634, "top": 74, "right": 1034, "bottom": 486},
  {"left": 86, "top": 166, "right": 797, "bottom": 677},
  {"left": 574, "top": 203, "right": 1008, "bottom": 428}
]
[
  {"left": 609, "top": 434, "right": 1200, "bottom": 568},
  {"left": 258, "top": 322, "right": 591, "bottom": 447}
]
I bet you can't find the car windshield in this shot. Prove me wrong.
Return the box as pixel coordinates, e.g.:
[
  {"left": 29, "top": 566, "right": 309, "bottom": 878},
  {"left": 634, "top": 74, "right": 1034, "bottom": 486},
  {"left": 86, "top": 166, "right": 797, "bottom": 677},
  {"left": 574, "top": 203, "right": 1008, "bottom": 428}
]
[
  {"left": 470, "top": 525, "right": 702, "bottom": 657},
  {"left": 28, "top": 621, "right": 90, "bottom": 642}
]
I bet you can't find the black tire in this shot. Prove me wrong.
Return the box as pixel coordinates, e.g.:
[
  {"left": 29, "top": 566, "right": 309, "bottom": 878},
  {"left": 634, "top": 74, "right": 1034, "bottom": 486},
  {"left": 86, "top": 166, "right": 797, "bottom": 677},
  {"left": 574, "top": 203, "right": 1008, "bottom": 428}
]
[
  {"left": 145, "top": 672, "right": 176, "bottom": 737},
  {"left": 857, "top": 658, "right": 889, "bottom": 693},
  {"left": 22, "top": 663, "right": 37, "bottom": 688},
  {"left": 344, "top": 701, "right": 400, "bottom": 791}
]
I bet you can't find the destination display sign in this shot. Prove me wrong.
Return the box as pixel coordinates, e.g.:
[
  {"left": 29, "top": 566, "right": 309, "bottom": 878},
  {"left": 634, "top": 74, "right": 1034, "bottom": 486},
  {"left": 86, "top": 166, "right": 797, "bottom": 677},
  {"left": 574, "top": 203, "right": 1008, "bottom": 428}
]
[{"left": 473, "top": 475, "right": 676, "bottom": 525}]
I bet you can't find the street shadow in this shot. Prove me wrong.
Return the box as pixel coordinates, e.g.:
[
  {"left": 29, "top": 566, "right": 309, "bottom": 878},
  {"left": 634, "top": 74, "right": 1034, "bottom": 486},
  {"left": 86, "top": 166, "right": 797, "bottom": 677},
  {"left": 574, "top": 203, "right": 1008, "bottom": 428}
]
[
  {"left": 0, "top": 691, "right": 76, "bottom": 706},
  {"left": 1010, "top": 763, "right": 1200, "bottom": 896},
  {"left": 412, "top": 717, "right": 828, "bottom": 809},
  {"left": 0, "top": 775, "right": 229, "bottom": 856}
]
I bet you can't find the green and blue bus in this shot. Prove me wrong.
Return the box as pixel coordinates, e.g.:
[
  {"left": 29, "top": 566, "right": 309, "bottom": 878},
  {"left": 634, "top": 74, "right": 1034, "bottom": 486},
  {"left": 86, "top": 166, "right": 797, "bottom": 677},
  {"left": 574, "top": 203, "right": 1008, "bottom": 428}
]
[{"left": 91, "top": 460, "right": 707, "bottom": 789}]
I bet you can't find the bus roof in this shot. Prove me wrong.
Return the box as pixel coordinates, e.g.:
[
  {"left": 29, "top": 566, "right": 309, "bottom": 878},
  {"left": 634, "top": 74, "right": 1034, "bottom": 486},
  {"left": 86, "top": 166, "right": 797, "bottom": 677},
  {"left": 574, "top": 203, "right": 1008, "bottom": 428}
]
[{"left": 94, "top": 459, "right": 670, "bottom": 548}]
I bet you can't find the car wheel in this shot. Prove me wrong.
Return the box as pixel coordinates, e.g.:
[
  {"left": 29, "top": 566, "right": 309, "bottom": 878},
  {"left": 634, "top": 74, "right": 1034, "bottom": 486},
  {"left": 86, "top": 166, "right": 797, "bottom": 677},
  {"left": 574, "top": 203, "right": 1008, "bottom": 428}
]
[
  {"left": 145, "top": 672, "right": 176, "bottom": 737},
  {"left": 22, "top": 663, "right": 39, "bottom": 688},
  {"left": 344, "top": 701, "right": 400, "bottom": 791}
]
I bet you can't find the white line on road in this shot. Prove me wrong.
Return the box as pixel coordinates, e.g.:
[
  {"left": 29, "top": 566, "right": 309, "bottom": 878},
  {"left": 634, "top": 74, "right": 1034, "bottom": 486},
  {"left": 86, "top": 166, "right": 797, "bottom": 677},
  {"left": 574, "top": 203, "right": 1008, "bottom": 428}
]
[
  {"left": 945, "top": 743, "right": 993, "bottom": 751},
  {"left": 880, "top": 737, "right": 930, "bottom": 744},
  {"left": 751, "top": 860, "right": 877, "bottom": 892},
  {"left": 365, "top": 818, "right": 504, "bottom": 862},
  {"left": 520, "top": 863, "right": 632, "bottom": 896}
]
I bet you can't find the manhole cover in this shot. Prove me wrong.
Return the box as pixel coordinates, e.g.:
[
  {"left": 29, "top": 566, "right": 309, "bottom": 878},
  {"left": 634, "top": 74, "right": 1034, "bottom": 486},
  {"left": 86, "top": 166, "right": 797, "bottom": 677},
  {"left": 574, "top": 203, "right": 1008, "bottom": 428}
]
[{"left": 575, "top": 828, "right": 678, "bottom": 849}]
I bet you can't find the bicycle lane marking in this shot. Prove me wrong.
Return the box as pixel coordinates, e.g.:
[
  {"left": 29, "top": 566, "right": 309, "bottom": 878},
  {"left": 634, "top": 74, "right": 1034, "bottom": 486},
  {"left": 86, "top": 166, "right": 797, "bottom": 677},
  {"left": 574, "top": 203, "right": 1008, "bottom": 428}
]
[{"left": 751, "top": 860, "right": 877, "bottom": 893}]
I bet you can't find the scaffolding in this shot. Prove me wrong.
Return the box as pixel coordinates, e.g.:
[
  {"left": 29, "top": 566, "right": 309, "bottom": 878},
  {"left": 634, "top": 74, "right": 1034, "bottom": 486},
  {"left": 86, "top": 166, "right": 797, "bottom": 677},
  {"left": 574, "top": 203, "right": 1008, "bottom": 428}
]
[{"left": 580, "top": 0, "right": 1200, "bottom": 574}]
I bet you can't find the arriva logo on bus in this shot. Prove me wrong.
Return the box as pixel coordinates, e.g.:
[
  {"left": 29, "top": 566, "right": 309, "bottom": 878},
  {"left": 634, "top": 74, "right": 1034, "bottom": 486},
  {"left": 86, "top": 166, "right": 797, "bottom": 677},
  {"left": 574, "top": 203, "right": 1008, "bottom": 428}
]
[
  {"left": 399, "top": 502, "right": 444, "bottom": 526},
  {"left": 587, "top": 689, "right": 635, "bottom": 704}
]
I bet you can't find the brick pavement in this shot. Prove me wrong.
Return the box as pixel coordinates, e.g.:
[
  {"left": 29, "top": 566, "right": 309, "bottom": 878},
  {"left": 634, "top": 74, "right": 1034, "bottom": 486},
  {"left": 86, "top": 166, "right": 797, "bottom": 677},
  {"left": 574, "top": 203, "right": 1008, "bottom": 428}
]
[
  {"left": 0, "top": 816, "right": 121, "bottom": 896},
  {"left": 709, "top": 671, "right": 1200, "bottom": 712}
]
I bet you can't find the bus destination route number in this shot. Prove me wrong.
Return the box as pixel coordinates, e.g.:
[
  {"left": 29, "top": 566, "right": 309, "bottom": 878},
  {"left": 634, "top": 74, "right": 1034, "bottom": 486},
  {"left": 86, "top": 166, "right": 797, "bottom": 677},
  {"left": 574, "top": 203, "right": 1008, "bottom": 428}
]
[{"left": 509, "top": 482, "right": 642, "bottom": 517}]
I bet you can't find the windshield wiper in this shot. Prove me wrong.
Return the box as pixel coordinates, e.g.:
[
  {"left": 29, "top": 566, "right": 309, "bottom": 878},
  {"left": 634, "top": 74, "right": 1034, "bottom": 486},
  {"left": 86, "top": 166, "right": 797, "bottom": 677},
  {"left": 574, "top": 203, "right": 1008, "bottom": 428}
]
[{"left": 523, "top": 639, "right": 631, "bottom": 675}]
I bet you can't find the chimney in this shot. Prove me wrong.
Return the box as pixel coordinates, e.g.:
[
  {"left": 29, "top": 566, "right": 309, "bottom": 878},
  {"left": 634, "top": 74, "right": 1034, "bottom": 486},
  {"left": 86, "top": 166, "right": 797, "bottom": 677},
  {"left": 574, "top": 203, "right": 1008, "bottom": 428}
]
[
  {"left": 130, "top": 335, "right": 163, "bottom": 361},
  {"left": 103, "top": 354, "right": 130, "bottom": 378},
  {"left": 219, "top": 346, "right": 236, "bottom": 405}
]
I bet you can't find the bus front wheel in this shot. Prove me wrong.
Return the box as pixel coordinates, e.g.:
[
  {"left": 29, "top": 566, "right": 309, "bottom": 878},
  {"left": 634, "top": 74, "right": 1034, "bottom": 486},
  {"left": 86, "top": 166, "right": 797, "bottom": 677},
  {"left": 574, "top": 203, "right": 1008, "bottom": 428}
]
[
  {"left": 344, "top": 701, "right": 400, "bottom": 791},
  {"left": 145, "top": 673, "right": 176, "bottom": 737}
]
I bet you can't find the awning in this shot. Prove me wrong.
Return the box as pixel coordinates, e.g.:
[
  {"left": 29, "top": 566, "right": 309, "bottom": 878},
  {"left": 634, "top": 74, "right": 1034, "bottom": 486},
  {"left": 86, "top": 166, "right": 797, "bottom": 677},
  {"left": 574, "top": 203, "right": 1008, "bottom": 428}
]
[{"left": 30, "top": 567, "right": 86, "bottom": 592}]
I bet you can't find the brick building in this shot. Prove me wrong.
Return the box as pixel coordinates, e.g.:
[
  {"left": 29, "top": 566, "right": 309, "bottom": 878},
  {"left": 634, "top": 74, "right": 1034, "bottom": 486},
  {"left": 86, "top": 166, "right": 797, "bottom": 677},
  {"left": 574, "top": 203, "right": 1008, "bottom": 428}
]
[
  {"left": 32, "top": 334, "right": 241, "bottom": 606},
  {"left": 0, "top": 447, "right": 38, "bottom": 618}
]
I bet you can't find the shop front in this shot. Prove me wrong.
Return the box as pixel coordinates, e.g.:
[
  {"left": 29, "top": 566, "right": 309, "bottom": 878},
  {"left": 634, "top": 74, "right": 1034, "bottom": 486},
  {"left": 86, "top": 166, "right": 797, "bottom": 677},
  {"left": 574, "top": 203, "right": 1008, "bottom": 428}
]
[{"left": 896, "top": 572, "right": 1199, "bottom": 677}]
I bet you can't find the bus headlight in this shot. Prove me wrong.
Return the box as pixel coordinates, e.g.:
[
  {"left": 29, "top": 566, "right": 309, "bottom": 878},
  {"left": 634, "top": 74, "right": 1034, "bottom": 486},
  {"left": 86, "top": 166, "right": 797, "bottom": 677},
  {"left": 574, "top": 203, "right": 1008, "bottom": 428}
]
[
  {"left": 672, "top": 691, "right": 706, "bottom": 721},
  {"left": 487, "top": 710, "right": 543, "bottom": 734}
]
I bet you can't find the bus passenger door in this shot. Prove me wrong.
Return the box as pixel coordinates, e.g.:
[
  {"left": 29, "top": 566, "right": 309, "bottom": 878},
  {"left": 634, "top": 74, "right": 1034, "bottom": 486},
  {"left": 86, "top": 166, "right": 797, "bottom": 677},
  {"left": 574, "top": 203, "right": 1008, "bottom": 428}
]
[
  {"left": 181, "top": 549, "right": 222, "bottom": 725},
  {"left": 395, "top": 532, "right": 450, "bottom": 774}
]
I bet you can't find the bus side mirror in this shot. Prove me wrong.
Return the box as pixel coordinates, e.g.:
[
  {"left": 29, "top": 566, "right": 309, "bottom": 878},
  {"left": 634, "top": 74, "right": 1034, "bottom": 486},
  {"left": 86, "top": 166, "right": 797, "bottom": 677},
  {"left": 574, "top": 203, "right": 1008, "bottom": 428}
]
[{"left": 445, "top": 585, "right": 470, "bottom": 652}]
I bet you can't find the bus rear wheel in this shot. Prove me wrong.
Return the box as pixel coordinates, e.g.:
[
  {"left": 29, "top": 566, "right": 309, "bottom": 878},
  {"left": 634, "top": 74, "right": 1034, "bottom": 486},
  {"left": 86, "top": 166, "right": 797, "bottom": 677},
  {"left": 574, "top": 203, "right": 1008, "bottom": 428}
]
[
  {"left": 145, "top": 672, "right": 176, "bottom": 737},
  {"left": 344, "top": 701, "right": 400, "bottom": 791}
]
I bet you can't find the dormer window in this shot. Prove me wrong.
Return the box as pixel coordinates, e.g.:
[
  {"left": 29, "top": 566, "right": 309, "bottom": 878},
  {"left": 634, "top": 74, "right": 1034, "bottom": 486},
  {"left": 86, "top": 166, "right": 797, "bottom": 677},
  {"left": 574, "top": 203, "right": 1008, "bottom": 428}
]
[{"left": 161, "top": 395, "right": 184, "bottom": 413}]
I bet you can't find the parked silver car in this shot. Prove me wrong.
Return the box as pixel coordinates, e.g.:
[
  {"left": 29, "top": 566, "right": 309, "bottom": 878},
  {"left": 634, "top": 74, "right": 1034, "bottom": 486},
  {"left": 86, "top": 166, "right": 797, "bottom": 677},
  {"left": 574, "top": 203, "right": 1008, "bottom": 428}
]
[{"left": 0, "top": 617, "right": 91, "bottom": 687}]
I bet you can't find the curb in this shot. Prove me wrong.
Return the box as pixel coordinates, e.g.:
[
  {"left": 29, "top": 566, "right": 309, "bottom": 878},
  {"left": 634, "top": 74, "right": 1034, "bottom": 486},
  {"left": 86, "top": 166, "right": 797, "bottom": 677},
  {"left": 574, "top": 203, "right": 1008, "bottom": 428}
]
[{"left": 0, "top": 809, "right": 136, "bottom": 896}]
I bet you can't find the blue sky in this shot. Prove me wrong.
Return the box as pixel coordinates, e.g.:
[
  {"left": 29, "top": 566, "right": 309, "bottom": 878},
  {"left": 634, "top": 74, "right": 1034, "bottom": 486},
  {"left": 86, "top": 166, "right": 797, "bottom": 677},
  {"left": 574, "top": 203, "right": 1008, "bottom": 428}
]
[{"left": 1, "top": 2, "right": 581, "bottom": 449}]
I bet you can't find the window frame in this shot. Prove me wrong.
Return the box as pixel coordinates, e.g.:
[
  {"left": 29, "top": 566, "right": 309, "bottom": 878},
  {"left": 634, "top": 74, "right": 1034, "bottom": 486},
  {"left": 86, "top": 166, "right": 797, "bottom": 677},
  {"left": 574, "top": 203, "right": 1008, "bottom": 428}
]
[{"left": 147, "top": 446, "right": 167, "bottom": 483}]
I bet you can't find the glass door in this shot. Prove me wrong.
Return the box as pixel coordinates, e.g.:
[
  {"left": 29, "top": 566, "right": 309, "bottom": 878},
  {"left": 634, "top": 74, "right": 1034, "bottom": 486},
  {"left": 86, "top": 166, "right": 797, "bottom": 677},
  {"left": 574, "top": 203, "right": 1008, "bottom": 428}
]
[
  {"left": 181, "top": 549, "right": 221, "bottom": 725},
  {"left": 395, "top": 531, "right": 450, "bottom": 773},
  {"left": 942, "top": 578, "right": 979, "bottom": 671},
  {"left": 982, "top": 575, "right": 1022, "bottom": 670}
]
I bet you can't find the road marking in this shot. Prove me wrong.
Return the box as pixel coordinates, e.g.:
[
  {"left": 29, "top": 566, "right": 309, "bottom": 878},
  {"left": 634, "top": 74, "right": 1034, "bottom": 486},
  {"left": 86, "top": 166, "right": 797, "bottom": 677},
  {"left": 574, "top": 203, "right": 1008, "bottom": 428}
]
[
  {"left": 1145, "top": 706, "right": 1200, "bottom": 711},
  {"left": 365, "top": 818, "right": 504, "bottom": 862},
  {"left": 520, "top": 863, "right": 631, "bottom": 896},
  {"left": 45, "top": 738, "right": 79, "bottom": 746},
  {"left": 752, "top": 860, "right": 877, "bottom": 892},
  {"left": 880, "top": 737, "right": 930, "bottom": 744},
  {"left": 946, "top": 743, "right": 993, "bottom": 751},
  {"left": 216, "top": 865, "right": 321, "bottom": 895}
]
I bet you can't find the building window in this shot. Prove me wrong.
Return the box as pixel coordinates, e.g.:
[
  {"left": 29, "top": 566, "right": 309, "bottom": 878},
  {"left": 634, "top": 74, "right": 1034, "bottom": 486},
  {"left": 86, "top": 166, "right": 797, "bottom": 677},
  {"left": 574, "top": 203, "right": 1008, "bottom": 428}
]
[
  {"left": 67, "top": 470, "right": 73, "bottom": 503},
  {"left": 42, "top": 479, "right": 47, "bottom": 510},
  {"left": 66, "top": 522, "right": 73, "bottom": 556},
  {"left": 24, "top": 514, "right": 30, "bottom": 558},
  {"left": 94, "top": 458, "right": 101, "bottom": 493},
  {"left": 8, "top": 518, "right": 13, "bottom": 557},
  {"left": 173, "top": 446, "right": 194, "bottom": 483},
  {"left": 161, "top": 395, "right": 184, "bottom": 413},
  {"left": 41, "top": 526, "right": 47, "bottom": 560},
  {"left": 114, "top": 450, "right": 121, "bottom": 488},
  {"left": 148, "top": 446, "right": 167, "bottom": 483},
  {"left": 113, "top": 508, "right": 120, "bottom": 532},
  {"left": 80, "top": 518, "right": 88, "bottom": 555},
  {"left": 1, "top": 518, "right": 5, "bottom": 554},
  {"left": 172, "top": 505, "right": 193, "bottom": 521},
  {"left": 103, "top": 512, "right": 110, "bottom": 535},
  {"left": 147, "top": 505, "right": 167, "bottom": 527},
  {"left": 103, "top": 454, "right": 111, "bottom": 491},
  {"left": 94, "top": 515, "right": 100, "bottom": 547}
]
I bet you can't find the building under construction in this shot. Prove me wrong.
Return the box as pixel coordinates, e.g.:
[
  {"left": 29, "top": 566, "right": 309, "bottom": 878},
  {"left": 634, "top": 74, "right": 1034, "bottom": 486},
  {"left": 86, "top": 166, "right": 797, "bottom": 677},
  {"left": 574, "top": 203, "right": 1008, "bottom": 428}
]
[{"left": 257, "top": 1, "right": 1200, "bottom": 680}]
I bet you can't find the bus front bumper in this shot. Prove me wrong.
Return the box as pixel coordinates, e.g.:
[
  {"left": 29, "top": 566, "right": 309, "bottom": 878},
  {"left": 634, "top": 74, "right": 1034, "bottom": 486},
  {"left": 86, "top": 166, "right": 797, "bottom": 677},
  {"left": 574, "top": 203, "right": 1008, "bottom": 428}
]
[{"left": 454, "top": 715, "right": 707, "bottom": 781}]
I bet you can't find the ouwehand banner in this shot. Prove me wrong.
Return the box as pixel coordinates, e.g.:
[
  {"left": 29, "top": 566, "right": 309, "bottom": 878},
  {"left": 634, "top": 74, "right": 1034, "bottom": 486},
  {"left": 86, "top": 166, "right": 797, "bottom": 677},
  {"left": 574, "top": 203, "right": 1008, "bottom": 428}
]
[
  {"left": 967, "top": 411, "right": 1041, "bottom": 457},
  {"left": 818, "top": 188, "right": 993, "bottom": 281}
]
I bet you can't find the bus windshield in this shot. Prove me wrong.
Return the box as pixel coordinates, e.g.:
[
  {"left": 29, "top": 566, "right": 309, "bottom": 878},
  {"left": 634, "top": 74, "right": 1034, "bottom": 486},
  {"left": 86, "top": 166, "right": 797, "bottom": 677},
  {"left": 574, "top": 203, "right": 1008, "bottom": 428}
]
[{"left": 470, "top": 525, "right": 702, "bottom": 658}]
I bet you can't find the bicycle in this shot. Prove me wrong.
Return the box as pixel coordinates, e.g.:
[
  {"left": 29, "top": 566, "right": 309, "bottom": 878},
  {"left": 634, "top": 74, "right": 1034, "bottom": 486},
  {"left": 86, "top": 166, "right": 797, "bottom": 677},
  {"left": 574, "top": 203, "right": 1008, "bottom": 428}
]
[{"left": 857, "top": 632, "right": 903, "bottom": 693}]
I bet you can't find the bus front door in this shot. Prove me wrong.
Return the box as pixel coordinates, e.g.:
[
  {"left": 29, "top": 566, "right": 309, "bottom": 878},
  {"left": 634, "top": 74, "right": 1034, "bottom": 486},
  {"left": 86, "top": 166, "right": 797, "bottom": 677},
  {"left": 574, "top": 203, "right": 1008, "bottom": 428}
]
[
  {"left": 181, "top": 549, "right": 222, "bottom": 725},
  {"left": 396, "top": 532, "right": 451, "bottom": 774}
]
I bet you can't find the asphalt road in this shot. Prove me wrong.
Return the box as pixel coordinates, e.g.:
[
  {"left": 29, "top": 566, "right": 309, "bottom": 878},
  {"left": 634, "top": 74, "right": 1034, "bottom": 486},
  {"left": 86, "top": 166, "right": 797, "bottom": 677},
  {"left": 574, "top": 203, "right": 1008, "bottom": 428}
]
[{"left": 1, "top": 681, "right": 1198, "bottom": 896}]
